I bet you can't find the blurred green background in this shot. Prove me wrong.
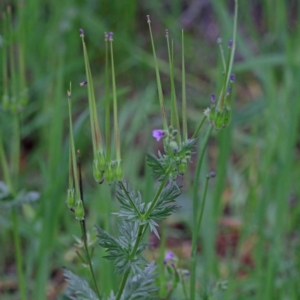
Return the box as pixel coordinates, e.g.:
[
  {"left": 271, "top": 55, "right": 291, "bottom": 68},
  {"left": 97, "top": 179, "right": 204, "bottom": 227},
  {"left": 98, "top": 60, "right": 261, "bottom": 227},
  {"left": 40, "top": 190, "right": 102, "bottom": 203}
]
[{"left": 1, "top": 0, "right": 300, "bottom": 299}]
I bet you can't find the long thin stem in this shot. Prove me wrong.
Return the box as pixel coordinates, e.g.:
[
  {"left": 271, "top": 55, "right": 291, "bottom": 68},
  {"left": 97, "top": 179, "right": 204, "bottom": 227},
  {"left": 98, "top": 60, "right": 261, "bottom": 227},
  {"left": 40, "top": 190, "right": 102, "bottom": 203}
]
[
  {"left": 80, "top": 221, "right": 102, "bottom": 300},
  {"left": 77, "top": 152, "right": 102, "bottom": 300},
  {"left": 192, "top": 116, "right": 207, "bottom": 139},
  {"left": 190, "top": 174, "right": 211, "bottom": 294},
  {"left": 190, "top": 125, "right": 213, "bottom": 300},
  {"left": 182, "top": 30, "right": 187, "bottom": 142}
]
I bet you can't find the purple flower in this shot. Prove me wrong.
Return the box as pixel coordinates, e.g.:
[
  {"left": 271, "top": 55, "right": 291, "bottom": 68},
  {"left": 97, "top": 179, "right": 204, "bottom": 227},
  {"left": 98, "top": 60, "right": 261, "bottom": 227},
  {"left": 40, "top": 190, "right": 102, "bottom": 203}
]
[
  {"left": 79, "top": 28, "right": 84, "bottom": 37},
  {"left": 152, "top": 129, "right": 164, "bottom": 141},
  {"left": 165, "top": 251, "right": 174, "bottom": 261},
  {"left": 230, "top": 74, "right": 235, "bottom": 83},
  {"left": 228, "top": 39, "right": 233, "bottom": 48},
  {"left": 211, "top": 94, "right": 215, "bottom": 103}
]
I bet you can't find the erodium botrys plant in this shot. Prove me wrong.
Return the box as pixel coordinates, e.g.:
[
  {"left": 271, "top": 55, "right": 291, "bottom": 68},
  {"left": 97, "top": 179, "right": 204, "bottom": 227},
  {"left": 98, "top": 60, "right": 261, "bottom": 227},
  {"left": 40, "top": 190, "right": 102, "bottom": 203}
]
[{"left": 63, "top": 1, "right": 238, "bottom": 299}]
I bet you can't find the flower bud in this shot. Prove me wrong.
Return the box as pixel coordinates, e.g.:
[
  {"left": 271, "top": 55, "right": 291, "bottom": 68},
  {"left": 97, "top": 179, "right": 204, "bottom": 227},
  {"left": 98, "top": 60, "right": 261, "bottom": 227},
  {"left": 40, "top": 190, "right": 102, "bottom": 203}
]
[
  {"left": 115, "top": 162, "right": 123, "bottom": 181},
  {"left": 75, "top": 199, "right": 84, "bottom": 220},
  {"left": 172, "top": 130, "right": 178, "bottom": 137},
  {"left": 169, "top": 141, "right": 178, "bottom": 152},
  {"left": 105, "top": 164, "right": 115, "bottom": 185},
  {"left": 66, "top": 188, "right": 75, "bottom": 208},
  {"left": 93, "top": 160, "right": 104, "bottom": 183},
  {"left": 168, "top": 126, "right": 174, "bottom": 134}
]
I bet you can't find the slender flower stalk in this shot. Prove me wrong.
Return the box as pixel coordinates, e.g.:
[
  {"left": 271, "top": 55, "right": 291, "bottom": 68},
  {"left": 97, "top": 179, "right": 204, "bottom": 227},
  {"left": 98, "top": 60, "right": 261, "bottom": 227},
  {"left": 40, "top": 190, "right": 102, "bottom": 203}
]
[
  {"left": 191, "top": 116, "right": 207, "bottom": 139},
  {"left": 181, "top": 30, "right": 188, "bottom": 141},
  {"left": 77, "top": 151, "right": 102, "bottom": 300},
  {"left": 217, "top": 38, "right": 226, "bottom": 72}
]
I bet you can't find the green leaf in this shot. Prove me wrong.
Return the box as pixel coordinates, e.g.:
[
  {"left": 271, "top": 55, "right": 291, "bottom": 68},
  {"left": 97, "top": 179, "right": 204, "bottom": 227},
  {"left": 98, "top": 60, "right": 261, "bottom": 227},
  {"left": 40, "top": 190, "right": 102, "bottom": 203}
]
[
  {"left": 122, "top": 261, "right": 158, "bottom": 300},
  {"left": 96, "top": 222, "right": 147, "bottom": 274},
  {"left": 149, "top": 180, "right": 181, "bottom": 222},
  {"left": 146, "top": 153, "right": 167, "bottom": 182},
  {"left": 114, "top": 182, "right": 145, "bottom": 221},
  {"left": 63, "top": 268, "right": 99, "bottom": 300}
]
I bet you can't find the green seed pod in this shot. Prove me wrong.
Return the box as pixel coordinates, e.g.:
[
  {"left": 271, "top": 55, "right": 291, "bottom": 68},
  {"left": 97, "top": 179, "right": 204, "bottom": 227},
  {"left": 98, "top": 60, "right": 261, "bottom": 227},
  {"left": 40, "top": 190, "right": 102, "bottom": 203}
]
[
  {"left": 115, "top": 162, "right": 123, "bottom": 181},
  {"left": 66, "top": 188, "right": 75, "bottom": 208},
  {"left": 105, "top": 164, "right": 115, "bottom": 185},
  {"left": 185, "top": 150, "right": 191, "bottom": 161},
  {"left": 178, "top": 159, "right": 188, "bottom": 175},
  {"left": 214, "top": 111, "right": 223, "bottom": 130},
  {"left": 97, "top": 151, "right": 106, "bottom": 171},
  {"left": 222, "top": 107, "right": 231, "bottom": 127},
  {"left": 75, "top": 199, "right": 84, "bottom": 220},
  {"left": 209, "top": 106, "right": 216, "bottom": 123},
  {"left": 93, "top": 160, "right": 104, "bottom": 183}
]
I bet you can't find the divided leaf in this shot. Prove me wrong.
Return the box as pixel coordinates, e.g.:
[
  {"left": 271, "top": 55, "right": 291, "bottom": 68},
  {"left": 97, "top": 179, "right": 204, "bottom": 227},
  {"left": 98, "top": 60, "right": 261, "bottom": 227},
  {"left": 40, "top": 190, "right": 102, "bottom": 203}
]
[
  {"left": 146, "top": 153, "right": 167, "bottom": 182},
  {"left": 63, "top": 268, "right": 99, "bottom": 300},
  {"left": 122, "top": 261, "right": 158, "bottom": 300},
  {"left": 149, "top": 180, "right": 181, "bottom": 221},
  {"left": 96, "top": 222, "right": 147, "bottom": 274},
  {"left": 114, "top": 182, "right": 146, "bottom": 221}
]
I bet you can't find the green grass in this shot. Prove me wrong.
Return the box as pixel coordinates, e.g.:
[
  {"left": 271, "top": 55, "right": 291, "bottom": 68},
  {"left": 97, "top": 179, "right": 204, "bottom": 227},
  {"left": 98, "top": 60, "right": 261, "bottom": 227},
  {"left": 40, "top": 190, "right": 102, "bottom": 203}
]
[{"left": 0, "top": 0, "right": 300, "bottom": 299}]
